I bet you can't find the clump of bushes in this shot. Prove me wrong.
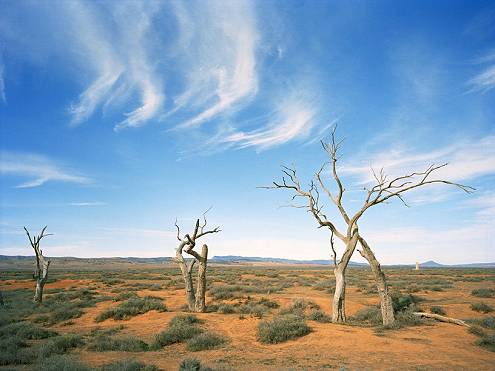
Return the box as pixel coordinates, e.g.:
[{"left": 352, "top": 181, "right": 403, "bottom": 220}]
[
  {"left": 38, "top": 334, "right": 85, "bottom": 358},
  {"left": 38, "top": 355, "right": 91, "bottom": 371},
  {"left": 430, "top": 306, "right": 446, "bottom": 315},
  {"left": 154, "top": 314, "right": 227, "bottom": 352},
  {"left": 469, "top": 316, "right": 495, "bottom": 330},
  {"left": 88, "top": 335, "right": 149, "bottom": 352},
  {"left": 178, "top": 358, "right": 214, "bottom": 371},
  {"left": 471, "top": 288, "right": 495, "bottom": 298},
  {"left": 279, "top": 299, "right": 320, "bottom": 317},
  {"left": 471, "top": 302, "right": 494, "bottom": 313},
  {"left": 352, "top": 306, "right": 382, "bottom": 326},
  {"left": 96, "top": 296, "right": 166, "bottom": 322},
  {"left": 186, "top": 332, "right": 227, "bottom": 351},
  {"left": 100, "top": 359, "right": 159, "bottom": 371},
  {"left": 469, "top": 326, "right": 495, "bottom": 352},
  {"left": 308, "top": 309, "right": 332, "bottom": 323},
  {"left": 257, "top": 314, "right": 311, "bottom": 344}
]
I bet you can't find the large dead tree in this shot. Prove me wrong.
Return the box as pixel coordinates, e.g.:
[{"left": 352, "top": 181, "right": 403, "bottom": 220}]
[
  {"left": 24, "top": 226, "right": 52, "bottom": 303},
  {"left": 263, "top": 127, "right": 473, "bottom": 325},
  {"left": 174, "top": 212, "right": 220, "bottom": 312}
]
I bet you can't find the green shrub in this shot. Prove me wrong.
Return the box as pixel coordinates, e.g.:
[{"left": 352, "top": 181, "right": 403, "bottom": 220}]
[
  {"left": 88, "top": 335, "right": 149, "bottom": 352},
  {"left": 179, "top": 358, "right": 201, "bottom": 371},
  {"left": 0, "top": 322, "right": 57, "bottom": 340},
  {"left": 391, "top": 293, "right": 423, "bottom": 313},
  {"left": 471, "top": 288, "right": 495, "bottom": 298},
  {"left": 0, "top": 336, "right": 34, "bottom": 365},
  {"left": 308, "top": 309, "right": 331, "bottom": 323},
  {"left": 430, "top": 306, "right": 446, "bottom": 315},
  {"left": 39, "top": 355, "right": 91, "bottom": 371},
  {"left": 469, "top": 325, "right": 487, "bottom": 338},
  {"left": 100, "top": 359, "right": 159, "bottom": 371},
  {"left": 154, "top": 315, "right": 204, "bottom": 347},
  {"left": 38, "top": 334, "right": 85, "bottom": 358},
  {"left": 186, "top": 331, "right": 227, "bottom": 351},
  {"left": 257, "top": 314, "right": 310, "bottom": 344},
  {"left": 96, "top": 296, "right": 166, "bottom": 322},
  {"left": 279, "top": 299, "right": 319, "bottom": 317},
  {"left": 469, "top": 316, "right": 495, "bottom": 330},
  {"left": 217, "top": 304, "right": 235, "bottom": 314},
  {"left": 471, "top": 302, "right": 494, "bottom": 313},
  {"left": 352, "top": 306, "right": 382, "bottom": 326},
  {"left": 476, "top": 334, "right": 495, "bottom": 352}
]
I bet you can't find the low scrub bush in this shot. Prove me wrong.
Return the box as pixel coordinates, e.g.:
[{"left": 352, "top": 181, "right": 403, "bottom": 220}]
[
  {"left": 469, "top": 316, "right": 495, "bottom": 330},
  {"left": 38, "top": 334, "right": 85, "bottom": 358},
  {"left": 0, "top": 321, "right": 57, "bottom": 340},
  {"left": 471, "top": 288, "right": 495, "bottom": 298},
  {"left": 0, "top": 336, "right": 34, "bottom": 365},
  {"left": 96, "top": 296, "right": 166, "bottom": 322},
  {"left": 476, "top": 334, "right": 495, "bottom": 352},
  {"left": 186, "top": 331, "right": 227, "bottom": 351},
  {"left": 352, "top": 306, "right": 382, "bottom": 326},
  {"left": 471, "top": 302, "right": 494, "bottom": 313},
  {"left": 308, "top": 309, "right": 331, "bottom": 323},
  {"left": 88, "top": 335, "right": 149, "bottom": 352},
  {"left": 154, "top": 315, "right": 204, "bottom": 347},
  {"left": 257, "top": 314, "right": 310, "bottom": 344},
  {"left": 430, "top": 306, "right": 446, "bottom": 315},
  {"left": 217, "top": 304, "right": 235, "bottom": 314},
  {"left": 100, "top": 359, "right": 159, "bottom": 371},
  {"left": 39, "top": 355, "right": 91, "bottom": 371}
]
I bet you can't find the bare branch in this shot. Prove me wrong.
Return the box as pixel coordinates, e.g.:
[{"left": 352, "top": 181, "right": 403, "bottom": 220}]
[{"left": 174, "top": 219, "right": 182, "bottom": 241}]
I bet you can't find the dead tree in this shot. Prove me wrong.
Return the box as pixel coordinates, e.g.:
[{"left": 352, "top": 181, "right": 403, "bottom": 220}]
[
  {"left": 174, "top": 212, "right": 220, "bottom": 312},
  {"left": 24, "top": 226, "right": 52, "bottom": 303},
  {"left": 262, "top": 127, "right": 473, "bottom": 325}
]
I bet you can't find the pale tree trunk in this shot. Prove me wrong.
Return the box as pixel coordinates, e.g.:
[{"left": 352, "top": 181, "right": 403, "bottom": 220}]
[
  {"left": 176, "top": 246, "right": 196, "bottom": 311},
  {"left": 332, "top": 265, "right": 347, "bottom": 322},
  {"left": 194, "top": 244, "right": 208, "bottom": 312},
  {"left": 358, "top": 236, "right": 395, "bottom": 327},
  {"left": 331, "top": 235, "right": 358, "bottom": 323},
  {"left": 33, "top": 258, "right": 49, "bottom": 303}
]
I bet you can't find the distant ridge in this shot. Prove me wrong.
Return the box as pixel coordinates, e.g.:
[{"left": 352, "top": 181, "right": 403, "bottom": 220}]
[{"left": 0, "top": 255, "right": 494, "bottom": 268}]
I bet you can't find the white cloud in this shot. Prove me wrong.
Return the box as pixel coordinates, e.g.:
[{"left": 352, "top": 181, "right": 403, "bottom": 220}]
[
  {"left": 172, "top": 0, "right": 259, "bottom": 129},
  {"left": 220, "top": 96, "right": 316, "bottom": 150},
  {"left": 468, "top": 51, "right": 495, "bottom": 93},
  {"left": 0, "top": 58, "right": 5, "bottom": 103},
  {"left": 69, "top": 202, "right": 106, "bottom": 207},
  {"left": 0, "top": 151, "right": 91, "bottom": 188},
  {"left": 341, "top": 135, "right": 495, "bottom": 184},
  {"left": 65, "top": 1, "right": 164, "bottom": 129}
]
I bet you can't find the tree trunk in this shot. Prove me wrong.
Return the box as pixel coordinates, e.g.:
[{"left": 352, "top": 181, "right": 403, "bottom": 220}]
[
  {"left": 176, "top": 248, "right": 196, "bottom": 311},
  {"left": 358, "top": 237, "right": 395, "bottom": 327},
  {"left": 33, "top": 258, "right": 49, "bottom": 303},
  {"left": 194, "top": 244, "right": 208, "bottom": 313},
  {"left": 331, "top": 235, "right": 358, "bottom": 323},
  {"left": 332, "top": 265, "right": 346, "bottom": 322},
  {"left": 34, "top": 280, "right": 44, "bottom": 303}
]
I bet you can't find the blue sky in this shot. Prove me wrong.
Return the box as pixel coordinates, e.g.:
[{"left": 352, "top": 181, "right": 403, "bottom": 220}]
[{"left": 0, "top": 0, "right": 494, "bottom": 264}]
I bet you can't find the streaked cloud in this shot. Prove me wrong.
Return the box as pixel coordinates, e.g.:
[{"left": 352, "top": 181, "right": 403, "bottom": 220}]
[
  {"left": 220, "top": 97, "right": 316, "bottom": 150},
  {"left": 468, "top": 51, "right": 495, "bottom": 93},
  {"left": 0, "top": 58, "right": 5, "bottom": 103},
  {"left": 0, "top": 151, "right": 91, "bottom": 188},
  {"left": 171, "top": 0, "right": 259, "bottom": 129},
  {"left": 69, "top": 202, "right": 106, "bottom": 207},
  {"left": 341, "top": 135, "right": 495, "bottom": 184}
]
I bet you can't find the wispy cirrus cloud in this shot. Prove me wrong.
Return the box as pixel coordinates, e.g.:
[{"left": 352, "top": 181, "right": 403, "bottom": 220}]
[
  {"left": 341, "top": 135, "right": 495, "bottom": 184},
  {"left": 69, "top": 202, "right": 106, "bottom": 207},
  {"left": 171, "top": 0, "right": 259, "bottom": 129},
  {"left": 0, "top": 151, "right": 91, "bottom": 188},
  {"left": 0, "top": 57, "right": 5, "bottom": 103},
  {"left": 220, "top": 96, "right": 316, "bottom": 150},
  {"left": 468, "top": 51, "right": 495, "bottom": 93}
]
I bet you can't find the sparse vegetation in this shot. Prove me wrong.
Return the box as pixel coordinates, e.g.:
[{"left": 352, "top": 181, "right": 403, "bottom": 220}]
[
  {"left": 471, "top": 288, "right": 495, "bottom": 298},
  {"left": 96, "top": 296, "right": 166, "bottom": 322},
  {"left": 186, "top": 331, "right": 227, "bottom": 351},
  {"left": 430, "top": 306, "right": 446, "bottom": 315},
  {"left": 471, "top": 302, "right": 494, "bottom": 313},
  {"left": 257, "top": 314, "right": 311, "bottom": 344}
]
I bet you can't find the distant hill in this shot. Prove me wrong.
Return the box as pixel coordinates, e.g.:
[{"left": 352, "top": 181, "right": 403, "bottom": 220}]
[
  {"left": 0, "top": 255, "right": 493, "bottom": 268},
  {"left": 211, "top": 255, "right": 368, "bottom": 266}
]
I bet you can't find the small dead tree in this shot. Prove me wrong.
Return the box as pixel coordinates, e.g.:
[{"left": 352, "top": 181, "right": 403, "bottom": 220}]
[
  {"left": 24, "top": 226, "right": 52, "bottom": 303},
  {"left": 263, "top": 127, "right": 473, "bottom": 325},
  {"left": 174, "top": 212, "right": 220, "bottom": 312}
]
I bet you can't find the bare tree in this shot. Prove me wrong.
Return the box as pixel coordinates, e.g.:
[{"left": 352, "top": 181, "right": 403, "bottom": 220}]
[
  {"left": 174, "top": 211, "right": 220, "bottom": 312},
  {"left": 24, "top": 226, "right": 52, "bottom": 303},
  {"left": 262, "top": 127, "right": 473, "bottom": 324}
]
